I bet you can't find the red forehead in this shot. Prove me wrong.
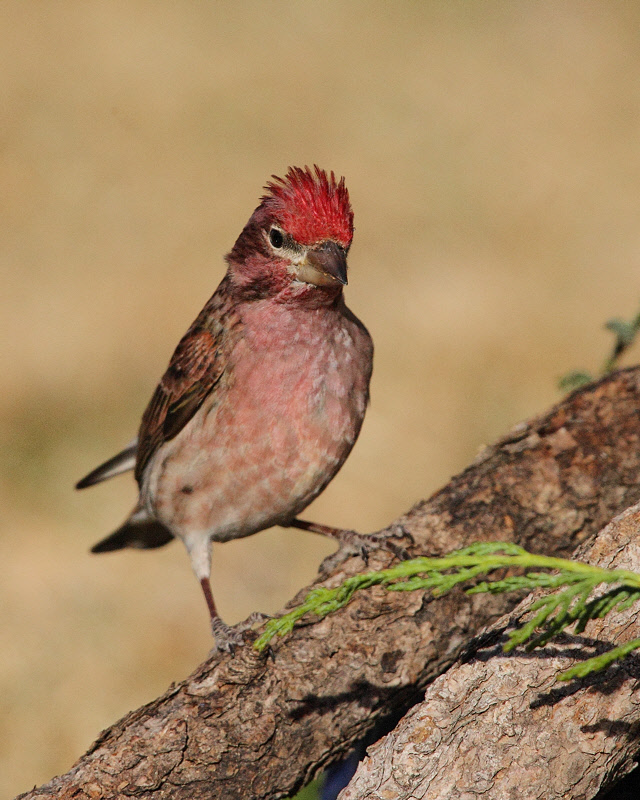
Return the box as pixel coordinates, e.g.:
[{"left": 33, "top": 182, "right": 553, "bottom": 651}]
[{"left": 262, "top": 165, "right": 354, "bottom": 247}]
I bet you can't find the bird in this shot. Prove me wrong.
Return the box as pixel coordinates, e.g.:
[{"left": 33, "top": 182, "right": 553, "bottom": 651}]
[{"left": 76, "top": 165, "right": 377, "bottom": 652}]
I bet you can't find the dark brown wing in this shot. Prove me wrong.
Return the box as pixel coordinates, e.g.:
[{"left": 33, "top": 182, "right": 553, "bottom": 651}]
[{"left": 135, "top": 277, "right": 241, "bottom": 483}]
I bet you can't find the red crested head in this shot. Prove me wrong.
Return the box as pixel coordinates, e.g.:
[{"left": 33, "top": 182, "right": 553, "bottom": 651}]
[
  {"left": 262, "top": 166, "right": 354, "bottom": 248},
  {"left": 226, "top": 166, "right": 354, "bottom": 305}
]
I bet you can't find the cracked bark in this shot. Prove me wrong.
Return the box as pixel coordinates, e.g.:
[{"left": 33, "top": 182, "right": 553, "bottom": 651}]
[
  {"left": 341, "top": 503, "right": 640, "bottom": 800},
  {"left": 17, "top": 367, "right": 640, "bottom": 800}
]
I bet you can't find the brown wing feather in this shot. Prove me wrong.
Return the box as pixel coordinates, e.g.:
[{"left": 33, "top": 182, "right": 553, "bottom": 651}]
[{"left": 134, "top": 276, "right": 241, "bottom": 483}]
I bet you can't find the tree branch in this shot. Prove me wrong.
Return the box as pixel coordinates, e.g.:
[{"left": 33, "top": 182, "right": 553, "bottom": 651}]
[
  {"left": 342, "top": 502, "right": 640, "bottom": 800},
  {"left": 18, "top": 367, "right": 640, "bottom": 800}
]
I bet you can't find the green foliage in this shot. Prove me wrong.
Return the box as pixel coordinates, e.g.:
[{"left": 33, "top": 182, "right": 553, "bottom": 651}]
[
  {"left": 558, "top": 370, "right": 594, "bottom": 392},
  {"left": 290, "top": 777, "right": 323, "bottom": 800},
  {"left": 254, "top": 542, "right": 640, "bottom": 682},
  {"left": 559, "top": 306, "right": 640, "bottom": 391}
]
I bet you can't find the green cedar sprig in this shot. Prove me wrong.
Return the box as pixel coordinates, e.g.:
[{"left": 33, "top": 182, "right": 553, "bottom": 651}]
[
  {"left": 254, "top": 542, "right": 640, "bottom": 682},
  {"left": 559, "top": 306, "right": 640, "bottom": 391}
]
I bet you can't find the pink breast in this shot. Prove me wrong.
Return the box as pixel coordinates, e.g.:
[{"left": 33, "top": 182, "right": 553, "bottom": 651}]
[{"left": 149, "top": 302, "right": 370, "bottom": 542}]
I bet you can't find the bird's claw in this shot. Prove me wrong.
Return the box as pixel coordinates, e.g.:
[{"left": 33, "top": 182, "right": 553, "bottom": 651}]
[
  {"left": 320, "top": 523, "right": 414, "bottom": 573},
  {"left": 235, "top": 610, "right": 273, "bottom": 632},
  {"left": 210, "top": 611, "right": 272, "bottom": 654},
  {"left": 210, "top": 618, "right": 245, "bottom": 654},
  {"left": 359, "top": 523, "right": 414, "bottom": 562}
]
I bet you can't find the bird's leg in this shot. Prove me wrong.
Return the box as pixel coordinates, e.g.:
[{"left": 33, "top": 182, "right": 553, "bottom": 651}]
[
  {"left": 187, "top": 534, "right": 247, "bottom": 653},
  {"left": 199, "top": 575, "right": 220, "bottom": 621},
  {"left": 199, "top": 577, "right": 270, "bottom": 653},
  {"left": 287, "top": 518, "right": 413, "bottom": 572},
  {"left": 199, "top": 577, "right": 243, "bottom": 652}
]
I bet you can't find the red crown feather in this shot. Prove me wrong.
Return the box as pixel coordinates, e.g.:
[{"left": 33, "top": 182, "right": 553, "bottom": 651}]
[{"left": 262, "top": 165, "right": 354, "bottom": 248}]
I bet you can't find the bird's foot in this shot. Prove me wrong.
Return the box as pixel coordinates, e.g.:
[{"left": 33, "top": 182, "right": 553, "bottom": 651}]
[
  {"left": 210, "top": 611, "right": 272, "bottom": 654},
  {"left": 323, "top": 524, "right": 414, "bottom": 572},
  {"left": 288, "top": 519, "right": 414, "bottom": 574},
  {"left": 352, "top": 523, "right": 415, "bottom": 563},
  {"left": 235, "top": 610, "right": 272, "bottom": 633},
  {"left": 210, "top": 617, "right": 245, "bottom": 653}
]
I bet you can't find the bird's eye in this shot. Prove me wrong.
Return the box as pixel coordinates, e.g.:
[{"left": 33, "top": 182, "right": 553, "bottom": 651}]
[{"left": 269, "top": 228, "right": 284, "bottom": 249}]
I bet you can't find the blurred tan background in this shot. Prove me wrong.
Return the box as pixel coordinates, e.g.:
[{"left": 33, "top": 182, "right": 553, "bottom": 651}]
[{"left": 2, "top": 1, "right": 640, "bottom": 796}]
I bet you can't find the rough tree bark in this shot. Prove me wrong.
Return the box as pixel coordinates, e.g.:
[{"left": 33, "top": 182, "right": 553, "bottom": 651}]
[
  {"left": 341, "top": 502, "right": 640, "bottom": 800},
  {"left": 17, "top": 367, "right": 640, "bottom": 800}
]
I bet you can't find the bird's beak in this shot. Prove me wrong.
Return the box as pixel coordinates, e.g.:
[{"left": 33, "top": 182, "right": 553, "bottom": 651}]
[{"left": 296, "top": 241, "right": 348, "bottom": 287}]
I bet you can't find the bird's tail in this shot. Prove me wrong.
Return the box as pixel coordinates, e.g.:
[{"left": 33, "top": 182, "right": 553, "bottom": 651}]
[
  {"left": 76, "top": 439, "right": 138, "bottom": 489},
  {"left": 91, "top": 510, "right": 174, "bottom": 553}
]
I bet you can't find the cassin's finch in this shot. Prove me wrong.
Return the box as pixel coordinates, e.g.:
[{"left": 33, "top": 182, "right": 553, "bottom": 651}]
[{"left": 77, "top": 166, "right": 375, "bottom": 651}]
